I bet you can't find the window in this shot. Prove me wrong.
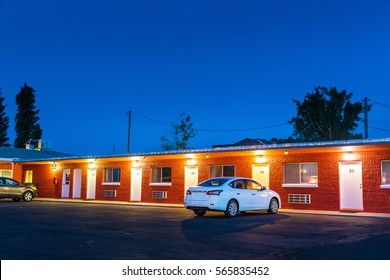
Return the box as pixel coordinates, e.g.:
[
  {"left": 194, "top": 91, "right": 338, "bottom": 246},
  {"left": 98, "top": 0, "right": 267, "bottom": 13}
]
[
  {"left": 210, "top": 165, "right": 235, "bottom": 178},
  {"left": 103, "top": 168, "right": 120, "bottom": 184},
  {"left": 0, "top": 170, "right": 12, "bottom": 178},
  {"left": 150, "top": 167, "right": 172, "bottom": 186},
  {"left": 283, "top": 163, "right": 318, "bottom": 188},
  {"left": 198, "top": 178, "right": 229, "bottom": 187},
  {"left": 381, "top": 161, "right": 390, "bottom": 188}
]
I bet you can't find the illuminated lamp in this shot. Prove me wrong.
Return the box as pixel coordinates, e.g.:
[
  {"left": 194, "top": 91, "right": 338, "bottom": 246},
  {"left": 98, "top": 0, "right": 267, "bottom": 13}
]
[
  {"left": 187, "top": 159, "right": 196, "bottom": 166},
  {"left": 344, "top": 152, "right": 356, "bottom": 161},
  {"left": 255, "top": 156, "right": 266, "bottom": 163},
  {"left": 88, "top": 159, "right": 97, "bottom": 169}
]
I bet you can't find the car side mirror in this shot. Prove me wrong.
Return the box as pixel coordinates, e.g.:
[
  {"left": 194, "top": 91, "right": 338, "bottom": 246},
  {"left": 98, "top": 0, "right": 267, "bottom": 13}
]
[{"left": 261, "top": 186, "right": 267, "bottom": 191}]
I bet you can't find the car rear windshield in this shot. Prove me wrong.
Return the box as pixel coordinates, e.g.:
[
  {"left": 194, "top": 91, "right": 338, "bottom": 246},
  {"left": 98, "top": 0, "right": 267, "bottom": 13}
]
[{"left": 198, "top": 178, "right": 229, "bottom": 187}]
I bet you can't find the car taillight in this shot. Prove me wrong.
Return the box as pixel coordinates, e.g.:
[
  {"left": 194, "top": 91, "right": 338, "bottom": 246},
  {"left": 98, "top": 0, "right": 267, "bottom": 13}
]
[
  {"left": 206, "top": 190, "right": 223, "bottom": 196},
  {"left": 186, "top": 190, "right": 192, "bottom": 195}
]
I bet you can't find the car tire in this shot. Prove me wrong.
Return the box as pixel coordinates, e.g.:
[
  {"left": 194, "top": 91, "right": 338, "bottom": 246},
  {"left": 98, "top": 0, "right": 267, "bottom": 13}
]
[
  {"left": 193, "top": 210, "right": 206, "bottom": 217},
  {"left": 267, "top": 198, "right": 279, "bottom": 214},
  {"left": 22, "top": 191, "right": 33, "bottom": 202},
  {"left": 225, "top": 200, "right": 239, "bottom": 217},
  {"left": 12, "top": 197, "right": 21, "bottom": 202}
]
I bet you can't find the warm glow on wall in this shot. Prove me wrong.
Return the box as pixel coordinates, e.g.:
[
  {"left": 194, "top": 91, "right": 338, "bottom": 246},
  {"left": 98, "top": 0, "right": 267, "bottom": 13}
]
[
  {"left": 88, "top": 159, "right": 97, "bottom": 169},
  {"left": 255, "top": 150, "right": 263, "bottom": 156},
  {"left": 88, "top": 162, "right": 97, "bottom": 169},
  {"left": 344, "top": 152, "right": 356, "bottom": 161}
]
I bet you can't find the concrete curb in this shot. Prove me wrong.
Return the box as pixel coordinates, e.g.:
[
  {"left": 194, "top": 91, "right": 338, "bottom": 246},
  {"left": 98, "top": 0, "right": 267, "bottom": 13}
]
[{"left": 34, "top": 198, "right": 390, "bottom": 218}]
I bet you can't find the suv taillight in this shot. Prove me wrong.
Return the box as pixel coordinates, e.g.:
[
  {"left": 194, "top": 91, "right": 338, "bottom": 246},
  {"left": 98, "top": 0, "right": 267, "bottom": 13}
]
[{"left": 206, "top": 190, "right": 223, "bottom": 196}]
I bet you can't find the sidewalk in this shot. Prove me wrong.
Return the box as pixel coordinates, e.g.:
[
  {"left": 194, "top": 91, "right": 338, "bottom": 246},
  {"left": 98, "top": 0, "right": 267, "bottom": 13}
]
[{"left": 35, "top": 198, "right": 390, "bottom": 218}]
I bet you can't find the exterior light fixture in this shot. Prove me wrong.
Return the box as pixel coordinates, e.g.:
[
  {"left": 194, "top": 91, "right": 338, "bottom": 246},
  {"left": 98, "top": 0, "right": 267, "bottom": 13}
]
[
  {"left": 51, "top": 162, "right": 58, "bottom": 170},
  {"left": 255, "top": 156, "right": 266, "bottom": 163},
  {"left": 284, "top": 149, "right": 288, "bottom": 155},
  {"left": 344, "top": 152, "right": 356, "bottom": 161},
  {"left": 88, "top": 162, "right": 97, "bottom": 169},
  {"left": 206, "top": 154, "right": 209, "bottom": 158},
  {"left": 187, "top": 159, "right": 196, "bottom": 166},
  {"left": 88, "top": 159, "right": 97, "bottom": 169}
]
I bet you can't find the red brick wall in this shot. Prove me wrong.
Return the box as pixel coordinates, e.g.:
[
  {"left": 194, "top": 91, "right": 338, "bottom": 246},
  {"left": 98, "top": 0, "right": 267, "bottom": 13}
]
[
  {"left": 361, "top": 151, "right": 390, "bottom": 213},
  {"left": 22, "top": 164, "right": 58, "bottom": 198},
  {"left": 0, "top": 163, "right": 12, "bottom": 170}
]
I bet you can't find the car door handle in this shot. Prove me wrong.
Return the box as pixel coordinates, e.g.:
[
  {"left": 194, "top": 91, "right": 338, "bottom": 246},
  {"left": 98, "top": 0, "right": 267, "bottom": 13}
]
[
  {"left": 252, "top": 193, "right": 256, "bottom": 196},
  {"left": 236, "top": 193, "right": 240, "bottom": 195}
]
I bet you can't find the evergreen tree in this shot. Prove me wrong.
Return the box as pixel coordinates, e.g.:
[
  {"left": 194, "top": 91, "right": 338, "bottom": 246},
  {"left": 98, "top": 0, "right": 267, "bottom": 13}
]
[
  {"left": 0, "top": 87, "right": 10, "bottom": 147},
  {"left": 14, "top": 83, "right": 42, "bottom": 148}
]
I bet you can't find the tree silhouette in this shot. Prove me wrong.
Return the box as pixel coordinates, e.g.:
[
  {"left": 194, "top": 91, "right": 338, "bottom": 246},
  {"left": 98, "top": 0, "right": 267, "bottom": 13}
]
[
  {"left": 0, "top": 87, "right": 10, "bottom": 147},
  {"left": 161, "top": 112, "right": 197, "bottom": 150},
  {"left": 289, "top": 86, "right": 363, "bottom": 141},
  {"left": 14, "top": 83, "right": 42, "bottom": 148}
]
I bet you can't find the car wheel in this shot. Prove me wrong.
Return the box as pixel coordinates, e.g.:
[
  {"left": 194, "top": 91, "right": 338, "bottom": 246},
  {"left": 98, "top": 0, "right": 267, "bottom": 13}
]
[
  {"left": 22, "top": 191, "right": 33, "bottom": 202},
  {"left": 12, "top": 197, "right": 21, "bottom": 202},
  {"left": 267, "top": 198, "right": 279, "bottom": 214},
  {"left": 193, "top": 210, "right": 206, "bottom": 217},
  {"left": 225, "top": 200, "right": 239, "bottom": 217}
]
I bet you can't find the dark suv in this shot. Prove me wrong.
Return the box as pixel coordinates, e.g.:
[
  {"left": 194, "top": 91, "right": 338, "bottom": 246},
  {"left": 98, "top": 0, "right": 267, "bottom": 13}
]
[{"left": 0, "top": 177, "right": 38, "bottom": 202}]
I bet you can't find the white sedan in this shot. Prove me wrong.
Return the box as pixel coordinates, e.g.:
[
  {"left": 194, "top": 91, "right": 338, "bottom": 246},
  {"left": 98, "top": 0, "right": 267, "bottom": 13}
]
[{"left": 184, "top": 177, "right": 281, "bottom": 217}]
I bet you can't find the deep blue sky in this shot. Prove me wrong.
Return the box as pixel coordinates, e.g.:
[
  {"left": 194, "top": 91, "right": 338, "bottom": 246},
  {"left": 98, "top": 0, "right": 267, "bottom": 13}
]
[{"left": 1, "top": 0, "right": 390, "bottom": 156}]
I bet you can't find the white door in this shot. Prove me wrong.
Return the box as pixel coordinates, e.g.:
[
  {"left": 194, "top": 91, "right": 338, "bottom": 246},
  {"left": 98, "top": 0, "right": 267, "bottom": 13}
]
[
  {"left": 73, "top": 169, "right": 82, "bottom": 199},
  {"left": 252, "top": 164, "right": 270, "bottom": 187},
  {"left": 131, "top": 167, "right": 142, "bottom": 201},
  {"left": 87, "top": 169, "right": 96, "bottom": 199},
  {"left": 62, "top": 169, "right": 71, "bottom": 198},
  {"left": 339, "top": 161, "right": 363, "bottom": 210},
  {"left": 184, "top": 166, "right": 198, "bottom": 199}
]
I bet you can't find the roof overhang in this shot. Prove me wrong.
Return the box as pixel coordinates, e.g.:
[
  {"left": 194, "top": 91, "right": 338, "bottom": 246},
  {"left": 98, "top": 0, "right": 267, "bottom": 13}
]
[{"left": 11, "top": 137, "right": 390, "bottom": 165}]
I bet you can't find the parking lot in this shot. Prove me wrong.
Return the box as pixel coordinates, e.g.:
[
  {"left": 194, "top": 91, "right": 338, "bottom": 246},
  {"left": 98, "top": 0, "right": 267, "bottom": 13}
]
[{"left": 1, "top": 200, "right": 390, "bottom": 260}]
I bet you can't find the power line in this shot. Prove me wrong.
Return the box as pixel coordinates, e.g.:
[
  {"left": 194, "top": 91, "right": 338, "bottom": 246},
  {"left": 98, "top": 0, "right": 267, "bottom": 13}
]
[
  {"left": 131, "top": 110, "right": 289, "bottom": 132},
  {"left": 369, "top": 126, "right": 390, "bottom": 132},
  {"left": 373, "top": 101, "right": 390, "bottom": 109}
]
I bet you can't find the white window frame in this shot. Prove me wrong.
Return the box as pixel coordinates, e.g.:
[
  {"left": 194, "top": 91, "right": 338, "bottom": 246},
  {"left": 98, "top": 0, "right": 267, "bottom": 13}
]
[
  {"left": 103, "top": 168, "right": 121, "bottom": 186},
  {"left": 150, "top": 167, "right": 172, "bottom": 186},
  {"left": 283, "top": 162, "right": 318, "bottom": 188},
  {"left": 380, "top": 160, "right": 390, "bottom": 189}
]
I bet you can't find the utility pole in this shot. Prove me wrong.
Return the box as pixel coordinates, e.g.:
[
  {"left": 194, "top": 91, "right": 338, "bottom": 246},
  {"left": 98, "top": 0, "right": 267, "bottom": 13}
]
[
  {"left": 363, "top": 97, "right": 371, "bottom": 139},
  {"left": 127, "top": 110, "right": 132, "bottom": 153}
]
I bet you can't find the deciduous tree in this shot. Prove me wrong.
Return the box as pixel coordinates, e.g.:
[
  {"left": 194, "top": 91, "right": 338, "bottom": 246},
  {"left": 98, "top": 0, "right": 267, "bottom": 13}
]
[
  {"left": 289, "top": 86, "right": 363, "bottom": 141},
  {"left": 161, "top": 112, "right": 197, "bottom": 150}
]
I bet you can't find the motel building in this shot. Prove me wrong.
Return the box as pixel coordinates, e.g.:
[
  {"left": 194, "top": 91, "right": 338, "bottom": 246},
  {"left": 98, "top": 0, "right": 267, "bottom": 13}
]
[{"left": 1, "top": 137, "right": 390, "bottom": 213}]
